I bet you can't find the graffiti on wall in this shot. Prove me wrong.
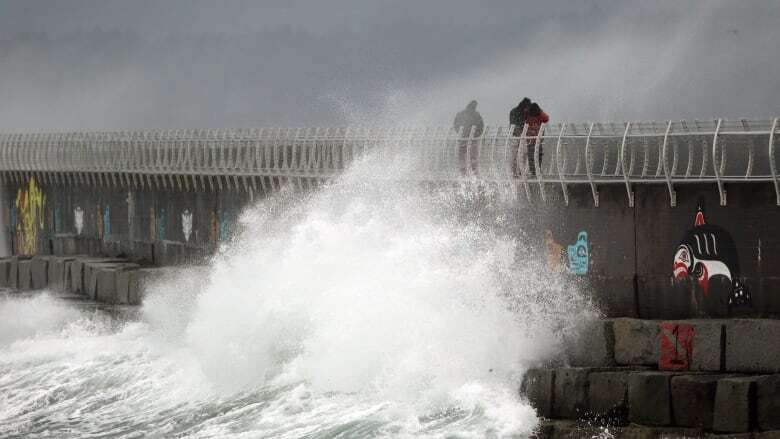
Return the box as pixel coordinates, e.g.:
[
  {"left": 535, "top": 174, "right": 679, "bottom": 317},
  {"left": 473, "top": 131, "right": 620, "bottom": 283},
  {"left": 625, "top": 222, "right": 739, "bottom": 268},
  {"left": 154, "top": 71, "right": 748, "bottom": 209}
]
[
  {"left": 158, "top": 207, "right": 167, "bottom": 241},
  {"left": 545, "top": 230, "right": 589, "bottom": 275},
  {"left": 15, "top": 178, "right": 46, "bottom": 255},
  {"left": 673, "top": 204, "right": 750, "bottom": 308},
  {"left": 544, "top": 230, "right": 564, "bottom": 270},
  {"left": 182, "top": 209, "right": 193, "bottom": 242},
  {"left": 74, "top": 207, "right": 84, "bottom": 235},
  {"left": 567, "top": 231, "right": 589, "bottom": 275},
  {"left": 219, "top": 208, "right": 236, "bottom": 242},
  {"left": 659, "top": 322, "right": 694, "bottom": 370},
  {"left": 103, "top": 205, "right": 111, "bottom": 238}
]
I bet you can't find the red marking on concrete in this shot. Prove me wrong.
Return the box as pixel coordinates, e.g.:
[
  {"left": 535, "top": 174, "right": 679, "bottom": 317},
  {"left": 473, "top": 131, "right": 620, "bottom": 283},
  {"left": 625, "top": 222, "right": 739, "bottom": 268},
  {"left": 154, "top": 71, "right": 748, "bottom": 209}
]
[{"left": 659, "top": 323, "right": 694, "bottom": 370}]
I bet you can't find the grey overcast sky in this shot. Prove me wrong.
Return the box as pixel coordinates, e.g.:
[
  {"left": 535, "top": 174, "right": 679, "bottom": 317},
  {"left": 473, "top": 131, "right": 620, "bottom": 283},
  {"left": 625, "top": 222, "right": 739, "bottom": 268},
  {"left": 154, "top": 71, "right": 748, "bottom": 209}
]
[{"left": 0, "top": 0, "right": 778, "bottom": 129}]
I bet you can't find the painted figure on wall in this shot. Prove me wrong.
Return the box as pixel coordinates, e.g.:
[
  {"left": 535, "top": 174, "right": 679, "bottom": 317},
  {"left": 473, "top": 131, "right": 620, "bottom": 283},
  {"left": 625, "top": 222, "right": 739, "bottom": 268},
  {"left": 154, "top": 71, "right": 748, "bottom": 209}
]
[
  {"left": 544, "top": 230, "right": 564, "bottom": 270},
  {"left": 15, "top": 178, "right": 46, "bottom": 255},
  {"left": 74, "top": 206, "right": 84, "bottom": 235},
  {"left": 567, "top": 231, "right": 589, "bottom": 275},
  {"left": 181, "top": 209, "right": 193, "bottom": 243},
  {"left": 673, "top": 204, "right": 750, "bottom": 313}
]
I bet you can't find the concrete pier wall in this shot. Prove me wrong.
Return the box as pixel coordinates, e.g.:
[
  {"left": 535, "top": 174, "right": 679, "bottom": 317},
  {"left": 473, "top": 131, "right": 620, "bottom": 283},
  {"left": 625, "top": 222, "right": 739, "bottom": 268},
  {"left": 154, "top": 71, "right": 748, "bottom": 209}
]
[{"left": 4, "top": 176, "right": 780, "bottom": 319}]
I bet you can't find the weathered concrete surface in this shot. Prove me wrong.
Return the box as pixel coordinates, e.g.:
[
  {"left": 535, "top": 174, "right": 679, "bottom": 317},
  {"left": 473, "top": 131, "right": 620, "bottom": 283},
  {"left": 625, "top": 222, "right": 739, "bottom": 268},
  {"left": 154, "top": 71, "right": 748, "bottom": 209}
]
[
  {"left": 0, "top": 258, "right": 10, "bottom": 287},
  {"left": 553, "top": 368, "right": 590, "bottom": 419},
  {"left": 17, "top": 259, "right": 32, "bottom": 290},
  {"left": 670, "top": 374, "right": 722, "bottom": 429},
  {"left": 628, "top": 372, "right": 674, "bottom": 426},
  {"left": 713, "top": 376, "right": 758, "bottom": 433},
  {"left": 614, "top": 318, "right": 659, "bottom": 366},
  {"left": 588, "top": 371, "right": 628, "bottom": 423},
  {"left": 31, "top": 256, "right": 49, "bottom": 290},
  {"left": 659, "top": 320, "right": 725, "bottom": 372},
  {"left": 756, "top": 375, "right": 780, "bottom": 431},
  {"left": 564, "top": 320, "right": 615, "bottom": 367},
  {"left": 521, "top": 368, "right": 554, "bottom": 419},
  {"left": 725, "top": 319, "right": 780, "bottom": 373}
]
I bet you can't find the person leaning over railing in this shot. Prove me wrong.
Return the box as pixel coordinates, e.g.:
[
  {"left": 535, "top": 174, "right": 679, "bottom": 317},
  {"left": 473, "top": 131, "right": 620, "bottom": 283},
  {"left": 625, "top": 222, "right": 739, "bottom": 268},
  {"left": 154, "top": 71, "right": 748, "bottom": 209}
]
[
  {"left": 452, "top": 100, "right": 484, "bottom": 176},
  {"left": 524, "top": 102, "right": 549, "bottom": 177}
]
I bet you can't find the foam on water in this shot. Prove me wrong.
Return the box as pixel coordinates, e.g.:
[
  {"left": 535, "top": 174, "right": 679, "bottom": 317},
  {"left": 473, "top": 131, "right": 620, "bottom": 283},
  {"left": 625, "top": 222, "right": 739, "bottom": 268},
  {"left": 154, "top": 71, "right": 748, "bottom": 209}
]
[{"left": 0, "top": 149, "right": 598, "bottom": 438}]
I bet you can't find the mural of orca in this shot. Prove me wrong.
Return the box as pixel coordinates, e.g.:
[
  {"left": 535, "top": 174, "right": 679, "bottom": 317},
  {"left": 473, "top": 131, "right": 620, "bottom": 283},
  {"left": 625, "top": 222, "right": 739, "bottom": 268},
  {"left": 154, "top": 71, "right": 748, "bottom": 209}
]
[{"left": 673, "top": 204, "right": 750, "bottom": 315}]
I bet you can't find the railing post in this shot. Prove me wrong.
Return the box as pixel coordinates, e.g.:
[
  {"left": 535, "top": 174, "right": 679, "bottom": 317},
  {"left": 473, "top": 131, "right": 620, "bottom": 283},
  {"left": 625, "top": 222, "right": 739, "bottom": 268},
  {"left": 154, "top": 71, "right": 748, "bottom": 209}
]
[
  {"left": 769, "top": 117, "right": 779, "bottom": 205},
  {"left": 555, "top": 123, "right": 568, "bottom": 205},
  {"left": 619, "top": 122, "right": 634, "bottom": 207},
  {"left": 661, "top": 120, "right": 677, "bottom": 207},
  {"left": 584, "top": 122, "right": 598, "bottom": 207},
  {"left": 712, "top": 118, "right": 726, "bottom": 206}
]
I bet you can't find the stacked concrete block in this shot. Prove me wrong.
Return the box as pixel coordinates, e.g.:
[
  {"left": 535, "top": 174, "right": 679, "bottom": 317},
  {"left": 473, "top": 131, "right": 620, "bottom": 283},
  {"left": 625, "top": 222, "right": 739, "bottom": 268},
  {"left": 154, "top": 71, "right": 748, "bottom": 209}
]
[
  {"left": 17, "top": 259, "right": 33, "bottom": 290},
  {"left": 628, "top": 372, "right": 674, "bottom": 426},
  {"left": 564, "top": 320, "right": 615, "bottom": 367},
  {"left": 726, "top": 319, "right": 780, "bottom": 373},
  {"left": 31, "top": 256, "right": 49, "bottom": 290},
  {"left": 0, "top": 258, "right": 11, "bottom": 287},
  {"left": 670, "top": 374, "right": 722, "bottom": 429},
  {"left": 553, "top": 368, "right": 590, "bottom": 419},
  {"left": 9, "top": 257, "right": 21, "bottom": 289},
  {"left": 588, "top": 371, "right": 629, "bottom": 422},
  {"left": 94, "top": 263, "right": 140, "bottom": 304},
  {"left": 613, "top": 318, "right": 659, "bottom": 366},
  {"left": 658, "top": 320, "right": 725, "bottom": 372},
  {"left": 521, "top": 368, "right": 555, "bottom": 418},
  {"left": 756, "top": 375, "right": 780, "bottom": 431},
  {"left": 713, "top": 376, "right": 758, "bottom": 433}
]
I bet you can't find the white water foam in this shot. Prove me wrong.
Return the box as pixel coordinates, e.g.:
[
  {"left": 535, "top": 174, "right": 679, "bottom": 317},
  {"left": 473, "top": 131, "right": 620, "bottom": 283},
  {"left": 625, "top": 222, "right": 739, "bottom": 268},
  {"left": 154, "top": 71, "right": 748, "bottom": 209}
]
[{"left": 0, "top": 149, "right": 598, "bottom": 438}]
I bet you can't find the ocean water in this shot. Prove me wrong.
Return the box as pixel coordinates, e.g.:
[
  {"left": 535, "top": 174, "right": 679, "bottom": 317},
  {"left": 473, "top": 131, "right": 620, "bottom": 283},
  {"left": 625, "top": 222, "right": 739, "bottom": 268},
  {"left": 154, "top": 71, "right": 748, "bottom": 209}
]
[{"left": 0, "top": 151, "right": 597, "bottom": 438}]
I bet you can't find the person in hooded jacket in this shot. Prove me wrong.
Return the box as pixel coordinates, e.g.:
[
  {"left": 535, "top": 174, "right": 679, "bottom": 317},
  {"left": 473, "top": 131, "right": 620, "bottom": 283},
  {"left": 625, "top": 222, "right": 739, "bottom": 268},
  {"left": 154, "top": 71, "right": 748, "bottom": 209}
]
[
  {"left": 524, "top": 102, "right": 549, "bottom": 177},
  {"left": 452, "top": 100, "right": 484, "bottom": 175}
]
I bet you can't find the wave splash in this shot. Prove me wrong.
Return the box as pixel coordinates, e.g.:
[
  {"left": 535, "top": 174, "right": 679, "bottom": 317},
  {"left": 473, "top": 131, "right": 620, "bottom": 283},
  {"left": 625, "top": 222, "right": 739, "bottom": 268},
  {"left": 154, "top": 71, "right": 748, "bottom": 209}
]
[{"left": 0, "top": 152, "right": 597, "bottom": 438}]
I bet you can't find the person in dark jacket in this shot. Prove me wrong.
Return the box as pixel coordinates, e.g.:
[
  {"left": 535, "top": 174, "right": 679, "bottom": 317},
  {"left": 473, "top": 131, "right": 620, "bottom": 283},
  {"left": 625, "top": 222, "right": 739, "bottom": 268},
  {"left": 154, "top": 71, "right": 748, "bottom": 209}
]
[
  {"left": 521, "top": 102, "right": 550, "bottom": 177},
  {"left": 509, "top": 97, "right": 531, "bottom": 176},
  {"left": 453, "top": 100, "right": 484, "bottom": 175},
  {"left": 509, "top": 97, "right": 531, "bottom": 136}
]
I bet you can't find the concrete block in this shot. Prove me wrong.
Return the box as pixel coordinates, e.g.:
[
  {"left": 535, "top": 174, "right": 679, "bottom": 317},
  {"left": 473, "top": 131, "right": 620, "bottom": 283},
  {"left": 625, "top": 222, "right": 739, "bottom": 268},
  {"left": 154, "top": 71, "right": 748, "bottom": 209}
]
[
  {"left": 613, "top": 318, "right": 659, "bottom": 366},
  {"left": 96, "top": 268, "right": 118, "bottom": 304},
  {"left": 132, "top": 241, "right": 155, "bottom": 264},
  {"left": 69, "top": 259, "right": 84, "bottom": 294},
  {"left": 47, "top": 257, "right": 75, "bottom": 292},
  {"left": 757, "top": 375, "right": 780, "bottom": 431},
  {"left": 588, "top": 371, "right": 628, "bottom": 422},
  {"left": 52, "top": 234, "right": 78, "bottom": 256},
  {"left": 670, "top": 374, "right": 721, "bottom": 429},
  {"left": 116, "top": 270, "right": 134, "bottom": 305},
  {"left": 726, "top": 320, "right": 780, "bottom": 373},
  {"left": 553, "top": 368, "right": 590, "bottom": 419},
  {"left": 713, "top": 376, "right": 758, "bottom": 433},
  {"left": 9, "top": 257, "right": 19, "bottom": 289},
  {"left": 565, "top": 320, "right": 615, "bottom": 367},
  {"left": 521, "top": 368, "right": 554, "bottom": 418},
  {"left": 31, "top": 256, "right": 49, "bottom": 290},
  {"left": 628, "top": 372, "right": 673, "bottom": 426},
  {"left": 0, "top": 259, "right": 11, "bottom": 287},
  {"left": 659, "top": 320, "right": 724, "bottom": 372},
  {"left": 18, "top": 260, "right": 32, "bottom": 290}
]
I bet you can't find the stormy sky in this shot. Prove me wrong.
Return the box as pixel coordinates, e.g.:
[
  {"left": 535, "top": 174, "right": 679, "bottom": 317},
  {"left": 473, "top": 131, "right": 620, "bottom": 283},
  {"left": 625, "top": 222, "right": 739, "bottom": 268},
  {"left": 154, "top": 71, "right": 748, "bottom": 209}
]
[{"left": 0, "top": 0, "right": 778, "bottom": 130}]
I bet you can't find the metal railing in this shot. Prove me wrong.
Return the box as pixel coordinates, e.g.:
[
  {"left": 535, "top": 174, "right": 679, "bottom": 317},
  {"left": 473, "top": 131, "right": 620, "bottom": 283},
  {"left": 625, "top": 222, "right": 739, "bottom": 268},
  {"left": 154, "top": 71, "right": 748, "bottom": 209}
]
[{"left": 1, "top": 118, "right": 778, "bottom": 206}]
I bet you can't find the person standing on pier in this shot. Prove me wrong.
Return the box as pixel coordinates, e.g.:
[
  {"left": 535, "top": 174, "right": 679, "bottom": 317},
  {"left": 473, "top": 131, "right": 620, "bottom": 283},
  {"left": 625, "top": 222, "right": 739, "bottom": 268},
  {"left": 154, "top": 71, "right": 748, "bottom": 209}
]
[
  {"left": 509, "top": 97, "right": 531, "bottom": 177},
  {"left": 453, "top": 100, "right": 484, "bottom": 176},
  {"left": 524, "top": 102, "right": 549, "bottom": 177}
]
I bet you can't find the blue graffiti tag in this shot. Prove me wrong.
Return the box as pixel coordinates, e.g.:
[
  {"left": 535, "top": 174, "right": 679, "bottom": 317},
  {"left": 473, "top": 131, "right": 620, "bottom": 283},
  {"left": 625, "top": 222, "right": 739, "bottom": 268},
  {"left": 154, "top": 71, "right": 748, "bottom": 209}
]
[
  {"left": 567, "top": 231, "right": 589, "bottom": 275},
  {"left": 103, "top": 205, "right": 111, "bottom": 237},
  {"left": 54, "top": 207, "right": 62, "bottom": 233},
  {"left": 158, "top": 208, "right": 167, "bottom": 241},
  {"left": 220, "top": 209, "right": 235, "bottom": 242}
]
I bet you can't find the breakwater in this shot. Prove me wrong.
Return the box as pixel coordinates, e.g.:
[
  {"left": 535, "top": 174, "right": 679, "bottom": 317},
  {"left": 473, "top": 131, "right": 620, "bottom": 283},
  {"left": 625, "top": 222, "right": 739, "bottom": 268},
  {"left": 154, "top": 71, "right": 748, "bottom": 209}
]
[{"left": 1, "top": 118, "right": 779, "bottom": 437}]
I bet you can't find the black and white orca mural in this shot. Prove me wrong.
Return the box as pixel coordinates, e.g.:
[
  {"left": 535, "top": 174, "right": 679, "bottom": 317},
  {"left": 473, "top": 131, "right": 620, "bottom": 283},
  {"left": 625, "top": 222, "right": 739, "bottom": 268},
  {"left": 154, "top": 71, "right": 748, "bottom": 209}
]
[{"left": 673, "top": 204, "right": 751, "bottom": 314}]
